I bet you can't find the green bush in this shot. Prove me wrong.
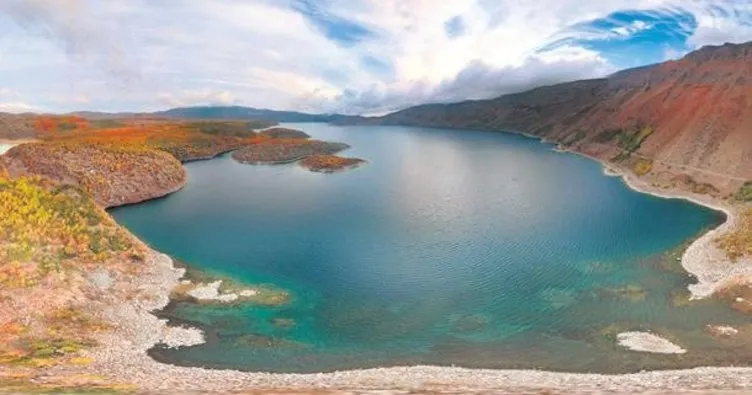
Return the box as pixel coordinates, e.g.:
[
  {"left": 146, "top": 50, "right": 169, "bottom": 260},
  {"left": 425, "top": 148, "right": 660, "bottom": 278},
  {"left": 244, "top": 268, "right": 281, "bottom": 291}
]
[{"left": 735, "top": 182, "right": 752, "bottom": 202}]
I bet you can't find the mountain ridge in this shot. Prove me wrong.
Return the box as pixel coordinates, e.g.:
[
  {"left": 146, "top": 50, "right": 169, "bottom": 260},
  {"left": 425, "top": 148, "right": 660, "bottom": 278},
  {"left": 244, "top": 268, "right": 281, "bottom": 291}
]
[
  {"left": 67, "top": 106, "right": 362, "bottom": 124},
  {"left": 355, "top": 41, "right": 752, "bottom": 195}
]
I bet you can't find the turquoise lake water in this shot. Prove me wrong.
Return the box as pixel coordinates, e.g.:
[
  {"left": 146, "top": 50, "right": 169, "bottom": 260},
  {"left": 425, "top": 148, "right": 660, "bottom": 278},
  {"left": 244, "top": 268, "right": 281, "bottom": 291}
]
[{"left": 109, "top": 123, "right": 750, "bottom": 373}]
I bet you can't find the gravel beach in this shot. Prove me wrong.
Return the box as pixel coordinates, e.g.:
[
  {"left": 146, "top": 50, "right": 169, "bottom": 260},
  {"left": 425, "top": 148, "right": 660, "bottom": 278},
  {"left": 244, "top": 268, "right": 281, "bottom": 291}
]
[{"left": 78, "top": 247, "right": 752, "bottom": 394}]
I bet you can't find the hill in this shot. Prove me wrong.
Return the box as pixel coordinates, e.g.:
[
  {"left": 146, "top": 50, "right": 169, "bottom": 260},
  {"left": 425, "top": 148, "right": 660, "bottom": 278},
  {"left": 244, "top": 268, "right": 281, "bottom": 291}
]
[
  {"left": 152, "top": 105, "right": 359, "bottom": 124},
  {"left": 361, "top": 42, "right": 752, "bottom": 196}
]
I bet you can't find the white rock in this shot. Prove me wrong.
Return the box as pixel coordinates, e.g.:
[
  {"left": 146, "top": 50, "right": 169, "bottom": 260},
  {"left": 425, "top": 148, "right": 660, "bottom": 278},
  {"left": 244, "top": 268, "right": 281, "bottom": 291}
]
[
  {"left": 216, "top": 293, "right": 239, "bottom": 302},
  {"left": 708, "top": 325, "right": 739, "bottom": 336},
  {"left": 161, "top": 325, "right": 205, "bottom": 348},
  {"left": 239, "top": 289, "right": 259, "bottom": 297},
  {"left": 187, "top": 280, "right": 223, "bottom": 300},
  {"left": 186, "top": 280, "right": 240, "bottom": 303},
  {"left": 617, "top": 332, "right": 686, "bottom": 354},
  {"left": 736, "top": 297, "right": 745, "bottom": 303}
]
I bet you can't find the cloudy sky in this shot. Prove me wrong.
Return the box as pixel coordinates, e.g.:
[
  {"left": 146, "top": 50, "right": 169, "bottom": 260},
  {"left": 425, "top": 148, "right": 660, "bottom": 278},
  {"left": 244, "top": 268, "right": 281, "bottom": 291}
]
[{"left": 0, "top": 0, "right": 751, "bottom": 115}]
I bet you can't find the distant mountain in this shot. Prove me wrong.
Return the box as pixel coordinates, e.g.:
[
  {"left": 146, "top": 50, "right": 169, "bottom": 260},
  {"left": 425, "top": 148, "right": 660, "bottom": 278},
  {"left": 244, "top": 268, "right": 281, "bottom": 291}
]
[
  {"left": 357, "top": 41, "right": 752, "bottom": 193},
  {"left": 153, "top": 106, "right": 361, "bottom": 123},
  {"left": 70, "top": 106, "right": 365, "bottom": 124}
]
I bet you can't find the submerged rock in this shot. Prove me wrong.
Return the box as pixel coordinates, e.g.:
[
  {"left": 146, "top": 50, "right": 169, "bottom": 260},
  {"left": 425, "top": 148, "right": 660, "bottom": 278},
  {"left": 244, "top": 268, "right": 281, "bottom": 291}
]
[
  {"left": 706, "top": 325, "right": 739, "bottom": 337},
  {"left": 271, "top": 317, "right": 296, "bottom": 329},
  {"left": 234, "top": 333, "right": 304, "bottom": 349},
  {"left": 540, "top": 288, "right": 577, "bottom": 309},
  {"left": 596, "top": 284, "right": 647, "bottom": 303},
  {"left": 616, "top": 331, "right": 686, "bottom": 354}
]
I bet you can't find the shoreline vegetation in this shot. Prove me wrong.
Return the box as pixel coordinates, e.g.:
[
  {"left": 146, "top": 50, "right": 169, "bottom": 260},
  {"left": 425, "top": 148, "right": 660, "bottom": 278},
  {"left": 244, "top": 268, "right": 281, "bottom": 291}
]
[{"left": 0, "top": 117, "right": 751, "bottom": 392}]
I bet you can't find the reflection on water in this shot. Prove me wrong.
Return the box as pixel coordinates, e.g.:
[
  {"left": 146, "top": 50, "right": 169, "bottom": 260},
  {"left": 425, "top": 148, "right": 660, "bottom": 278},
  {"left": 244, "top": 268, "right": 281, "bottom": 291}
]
[{"left": 111, "top": 123, "right": 749, "bottom": 374}]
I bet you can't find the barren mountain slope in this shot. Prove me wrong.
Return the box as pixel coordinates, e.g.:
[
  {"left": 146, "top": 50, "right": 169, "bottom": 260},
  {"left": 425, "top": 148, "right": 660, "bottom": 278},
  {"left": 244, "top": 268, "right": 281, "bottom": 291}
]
[{"left": 371, "top": 42, "right": 752, "bottom": 194}]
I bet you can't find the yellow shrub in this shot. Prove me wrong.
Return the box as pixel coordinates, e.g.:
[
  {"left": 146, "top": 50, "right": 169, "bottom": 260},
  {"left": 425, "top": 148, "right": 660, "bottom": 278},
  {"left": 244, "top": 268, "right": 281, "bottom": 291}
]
[
  {"left": 633, "top": 159, "right": 653, "bottom": 176},
  {"left": 717, "top": 209, "right": 752, "bottom": 261}
]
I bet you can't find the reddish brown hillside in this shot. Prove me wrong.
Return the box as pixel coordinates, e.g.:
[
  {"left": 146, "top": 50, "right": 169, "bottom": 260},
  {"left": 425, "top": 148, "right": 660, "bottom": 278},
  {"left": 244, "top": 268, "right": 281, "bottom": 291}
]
[
  {"left": 2, "top": 143, "right": 186, "bottom": 208},
  {"left": 0, "top": 113, "right": 38, "bottom": 139},
  {"left": 372, "top": 42, "right": 752, "bottom": 195},
  {"left": 0, "top": 119, "right": 266, "bottom": 207}
]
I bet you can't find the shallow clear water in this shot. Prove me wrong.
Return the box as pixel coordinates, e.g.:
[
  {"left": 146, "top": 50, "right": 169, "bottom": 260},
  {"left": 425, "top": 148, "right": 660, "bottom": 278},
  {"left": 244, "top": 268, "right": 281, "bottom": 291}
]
[{"left": 110, "top": 123, "right": 748, "bottom": 373}]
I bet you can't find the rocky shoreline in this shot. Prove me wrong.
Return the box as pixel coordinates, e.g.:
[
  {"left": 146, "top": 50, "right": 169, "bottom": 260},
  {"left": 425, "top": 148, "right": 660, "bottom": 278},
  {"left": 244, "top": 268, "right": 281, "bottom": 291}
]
[
  {"left": 68, "top": 135, "right": 752, "bottom": 393},
  {"left": 79, "top": 244, "right": 752, "bottom": 392},
  {"left": 78, "top": 251, "right": 752, "bottom": 394},
  {"left": 566, "top": 147, "right": 752, "bottom": 300}
]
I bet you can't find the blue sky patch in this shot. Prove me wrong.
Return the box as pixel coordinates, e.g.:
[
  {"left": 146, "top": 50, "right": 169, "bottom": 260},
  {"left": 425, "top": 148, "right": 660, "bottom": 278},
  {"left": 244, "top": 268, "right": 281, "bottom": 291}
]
[
  {"left": 292, "top": 0, "right": 374, "bottom": 46},
  {"left": 445, "top": 15, "right": 466, "bottom": 38},
  {"left": 540, "top": 8, "right": 699, "bottom": 69},
  {"left": 361, "top": 55, "right": 394, "bottom": 76}
]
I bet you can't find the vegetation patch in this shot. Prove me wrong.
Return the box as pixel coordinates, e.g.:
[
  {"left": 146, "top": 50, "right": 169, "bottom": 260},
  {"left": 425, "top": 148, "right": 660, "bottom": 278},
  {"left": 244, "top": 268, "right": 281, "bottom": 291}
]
[
  {"left": 593, "top": 128, "right": 623, "bottom": 143},
  {"left": 596, "top": 126, "right": 654, "bottom": 161},
  {"left": 0, "top": 174, "right": 141, "bottom": 287},
  {"left": 618, "top": 126, "right": 654, "bottom": 153},
  {"left": 669, "top": 174, "right": 720, "bottom": 196},
  {"left": 735, "top": 182, "right": 752, "bottom": 202},
  {"left": 633, "top": 159, "right": 654, "bottom": 176},
  {"left": 716, "top": 209, "right": 752, "bottom": 261}
]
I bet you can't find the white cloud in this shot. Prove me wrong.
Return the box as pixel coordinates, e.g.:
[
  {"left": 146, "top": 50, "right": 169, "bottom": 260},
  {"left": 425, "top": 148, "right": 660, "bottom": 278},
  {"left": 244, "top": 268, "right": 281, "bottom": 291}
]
[
  {"left": 612, "top": 20, "right": 652, "bottom": 36},
  {"left": 0, "top": 0, "right": 749, "bottom": 115},
  {"left": 158, "top": 89, "right": 238, "bottom": 107},
  {"left": 0, "top": 101, "right": 35, "bottom": 113},
  {"left": 307, "top": 46, "right": 614, "bottom": 116},
  {"left": 688, "top": 20, "right": 752, "bottom": 47}
]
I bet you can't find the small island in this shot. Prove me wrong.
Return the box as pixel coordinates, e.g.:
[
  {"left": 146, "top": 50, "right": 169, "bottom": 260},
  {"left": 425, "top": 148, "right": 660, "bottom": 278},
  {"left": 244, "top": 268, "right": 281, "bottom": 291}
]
[
  {"left": 231, "top": 129, "right": 366, "bottom": 172},
  {"left": 231, "top": 139, "right": 350, "bottom": 164},
  {"left": 299, "top": 154, "right": 366, "bottom": 173},
  {"left": 259, "top": 127, "right": 311, "bottom": 140}
]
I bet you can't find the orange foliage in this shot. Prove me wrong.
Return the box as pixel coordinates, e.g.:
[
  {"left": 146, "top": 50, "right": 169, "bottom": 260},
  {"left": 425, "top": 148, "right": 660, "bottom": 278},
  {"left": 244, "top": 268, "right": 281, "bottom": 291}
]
[
  {"left": 34, "top": 116, "right": 88, "bottom": 137},
  {"left": 3, "top": 118, "right": 272, "bottom": 207},
  {"left": 299, "top": 155, "right": 365, "bottom": 173},
  {"left": 42, "top": 119, "right": 267, "bottom": 161}
]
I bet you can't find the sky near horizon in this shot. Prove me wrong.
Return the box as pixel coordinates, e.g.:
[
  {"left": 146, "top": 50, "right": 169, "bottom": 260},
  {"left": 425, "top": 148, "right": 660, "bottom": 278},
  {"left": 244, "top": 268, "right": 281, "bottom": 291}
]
[{"left": 0, "top": 0, "right": 751, "bottom": 115}]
